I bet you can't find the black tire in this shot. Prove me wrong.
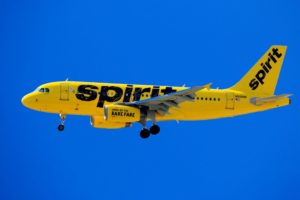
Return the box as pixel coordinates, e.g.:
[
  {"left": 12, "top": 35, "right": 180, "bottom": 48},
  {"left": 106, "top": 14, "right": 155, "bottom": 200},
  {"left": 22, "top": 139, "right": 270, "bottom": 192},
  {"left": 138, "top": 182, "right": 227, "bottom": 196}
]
[
  {"left": 150, "top": 124, "right": 160, "bottom": 135},
  {"left": 58, "top": 124, "right": 64, "bottom": 131},
  {"left": 140, "top": 128, "right": 150, "bottom": 139}
]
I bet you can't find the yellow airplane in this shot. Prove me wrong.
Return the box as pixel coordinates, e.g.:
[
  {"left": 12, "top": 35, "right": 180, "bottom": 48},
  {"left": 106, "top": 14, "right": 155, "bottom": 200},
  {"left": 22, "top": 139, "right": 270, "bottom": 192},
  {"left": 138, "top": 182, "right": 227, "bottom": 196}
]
[{"left": 22, "top": 45, "right": 291, "bottom": 139}]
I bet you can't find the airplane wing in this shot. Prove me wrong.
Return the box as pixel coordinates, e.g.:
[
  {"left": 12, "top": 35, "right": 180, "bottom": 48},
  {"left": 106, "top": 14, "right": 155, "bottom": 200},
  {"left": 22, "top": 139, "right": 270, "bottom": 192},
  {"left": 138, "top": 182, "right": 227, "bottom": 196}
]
[
  {"left": 250, "top": 94, "right": 292, "bottom": 106},
  {"left": 117, "top": 83, "right": 211, "bottom": 115}
]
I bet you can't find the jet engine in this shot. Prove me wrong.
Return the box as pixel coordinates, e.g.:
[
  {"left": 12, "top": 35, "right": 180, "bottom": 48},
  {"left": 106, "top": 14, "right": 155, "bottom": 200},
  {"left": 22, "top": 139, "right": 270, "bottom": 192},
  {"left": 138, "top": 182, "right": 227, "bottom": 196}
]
[
  {"left": 104, "top": 105, "right": 141, "bottom": 122},
  {"left": 90, "top": 116, "right": 131, "bottom": 129}
]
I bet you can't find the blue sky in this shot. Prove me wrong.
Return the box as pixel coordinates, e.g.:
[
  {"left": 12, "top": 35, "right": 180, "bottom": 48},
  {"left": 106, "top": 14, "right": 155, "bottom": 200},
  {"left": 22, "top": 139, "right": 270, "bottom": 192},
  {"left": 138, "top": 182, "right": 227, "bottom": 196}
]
[{"left": 1, "top": 0, "right": 299, "bottom": 199}]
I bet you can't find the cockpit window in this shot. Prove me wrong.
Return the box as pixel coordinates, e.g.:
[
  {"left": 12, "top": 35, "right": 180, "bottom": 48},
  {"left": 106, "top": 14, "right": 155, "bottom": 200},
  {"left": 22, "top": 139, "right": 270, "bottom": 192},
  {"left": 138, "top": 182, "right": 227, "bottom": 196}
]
[{"left": 38, "top": 88, "right": 50, "bottom": 93}]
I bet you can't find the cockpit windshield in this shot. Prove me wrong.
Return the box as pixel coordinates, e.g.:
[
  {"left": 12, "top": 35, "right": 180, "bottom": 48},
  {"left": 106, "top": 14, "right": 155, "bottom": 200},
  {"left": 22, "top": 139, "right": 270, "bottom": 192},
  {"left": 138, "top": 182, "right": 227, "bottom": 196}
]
[{"left": 36, "top": 87, "right": 50, "bottom": 93}]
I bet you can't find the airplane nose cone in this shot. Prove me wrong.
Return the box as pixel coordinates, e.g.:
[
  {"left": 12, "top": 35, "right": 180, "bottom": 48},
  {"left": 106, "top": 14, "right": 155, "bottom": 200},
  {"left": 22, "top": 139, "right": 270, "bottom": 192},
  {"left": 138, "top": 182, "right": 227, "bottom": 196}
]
[
  {"left": 22, "top": 94, "right": 34, "bottom": 108},
  {"left": 21, "top": 95, "right": 28, "bottom": 106},
  {"left": 22, "top": 93, "right": 41, "bottom": 111}
]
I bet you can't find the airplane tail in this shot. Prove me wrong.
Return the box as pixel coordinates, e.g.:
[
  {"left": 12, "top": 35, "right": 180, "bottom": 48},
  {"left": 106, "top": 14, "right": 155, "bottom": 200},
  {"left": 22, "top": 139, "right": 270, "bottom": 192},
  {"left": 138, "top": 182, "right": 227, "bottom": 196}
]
[{"left": 230, "top": 45, "right": 287, "bottom": 97}]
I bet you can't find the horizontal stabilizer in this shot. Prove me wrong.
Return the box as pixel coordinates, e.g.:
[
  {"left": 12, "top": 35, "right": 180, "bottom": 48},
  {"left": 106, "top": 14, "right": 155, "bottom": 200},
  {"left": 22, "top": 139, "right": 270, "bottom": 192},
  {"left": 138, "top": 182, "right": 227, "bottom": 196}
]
[{"left": 250, "top": 94, "right": 292, "bottom": 105}]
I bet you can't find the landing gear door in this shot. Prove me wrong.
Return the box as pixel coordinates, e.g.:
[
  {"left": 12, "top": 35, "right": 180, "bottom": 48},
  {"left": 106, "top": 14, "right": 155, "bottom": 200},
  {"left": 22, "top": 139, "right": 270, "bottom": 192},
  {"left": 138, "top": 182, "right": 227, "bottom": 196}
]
[
  {"left": 226, "top": 92, "right": 235, "bottom": 109},
  {"left": 60, "top": 83, "right": 69, "bottom": 101}
]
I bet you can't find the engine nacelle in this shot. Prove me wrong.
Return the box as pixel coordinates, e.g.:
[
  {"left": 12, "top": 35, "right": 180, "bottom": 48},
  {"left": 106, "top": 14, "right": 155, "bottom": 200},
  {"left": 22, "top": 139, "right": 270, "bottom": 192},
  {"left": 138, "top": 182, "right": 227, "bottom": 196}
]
[
  {"left": 91, "top": 116, "right": 131, "bottom": 129},
  {"left": 104, "top": 105, "right": 141, "bottom": 122}
]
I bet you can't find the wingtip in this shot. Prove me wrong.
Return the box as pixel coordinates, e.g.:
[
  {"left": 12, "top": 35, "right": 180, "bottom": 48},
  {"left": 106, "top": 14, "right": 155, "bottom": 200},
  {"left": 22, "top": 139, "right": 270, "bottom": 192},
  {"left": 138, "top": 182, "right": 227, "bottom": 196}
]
[
  {"left": 206, "top": 82, "right": 212, "bottom": 87},
  {"left": 191, "top": 83, "right": 212, "bottom": 90}
]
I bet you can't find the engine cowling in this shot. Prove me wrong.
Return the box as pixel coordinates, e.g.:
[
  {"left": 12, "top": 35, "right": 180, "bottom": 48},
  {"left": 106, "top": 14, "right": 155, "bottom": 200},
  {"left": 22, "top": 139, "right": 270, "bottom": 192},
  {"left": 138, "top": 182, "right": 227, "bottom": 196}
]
[
  {"left": 91, "top": 116, "right": 131, "bottom": 129},
  {"left": 104, "top": 105, "right": 141, "bottom": 122}
]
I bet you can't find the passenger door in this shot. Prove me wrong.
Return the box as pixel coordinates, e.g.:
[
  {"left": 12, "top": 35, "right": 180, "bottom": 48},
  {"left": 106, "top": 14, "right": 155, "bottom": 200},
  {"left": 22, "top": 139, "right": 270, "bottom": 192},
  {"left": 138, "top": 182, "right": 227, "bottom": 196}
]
[
  {"left": 60, "top": 83, "right": 69, "bottom": 101},
  {"left": 226, "top": 92, "right": 235, "bottom": 109}
]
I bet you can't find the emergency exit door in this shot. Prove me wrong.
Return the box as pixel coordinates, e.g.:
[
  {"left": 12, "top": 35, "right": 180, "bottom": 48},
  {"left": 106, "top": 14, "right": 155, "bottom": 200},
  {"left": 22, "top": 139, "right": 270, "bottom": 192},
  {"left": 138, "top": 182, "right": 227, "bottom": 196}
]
[
  {"left": 226, "top": 92, "right": 235, "bottom": 109},
  {"left": 60, "top": 83, "right": 69, "bottom": 101}
]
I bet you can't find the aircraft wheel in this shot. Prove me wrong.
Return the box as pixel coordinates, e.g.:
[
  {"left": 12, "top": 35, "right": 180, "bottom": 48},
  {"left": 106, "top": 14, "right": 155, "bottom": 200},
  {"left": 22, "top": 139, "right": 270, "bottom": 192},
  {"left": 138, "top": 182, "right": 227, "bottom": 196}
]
[
  {"left": 140, "top": 128, "right": 150, "bottom": 139},
  {"left": 58, "top": 124, "right": 64, "bottom": 131},
  {"left": 150, "top": 124, "right": 160, "bottom": 135}
]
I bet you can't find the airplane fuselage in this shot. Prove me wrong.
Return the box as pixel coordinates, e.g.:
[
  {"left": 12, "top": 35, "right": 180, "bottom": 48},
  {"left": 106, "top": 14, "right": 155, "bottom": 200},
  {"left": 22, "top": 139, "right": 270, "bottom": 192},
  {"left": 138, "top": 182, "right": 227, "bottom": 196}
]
[{"left": 22, "top": 81, "right": 289, "bottom": 121}]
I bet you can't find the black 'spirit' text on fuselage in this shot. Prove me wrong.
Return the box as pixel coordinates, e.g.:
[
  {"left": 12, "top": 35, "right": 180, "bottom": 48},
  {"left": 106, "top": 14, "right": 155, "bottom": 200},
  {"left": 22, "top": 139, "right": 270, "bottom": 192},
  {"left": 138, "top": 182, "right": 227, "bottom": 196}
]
[{"left": 76, "top": 85, "right": 177, "bottom": 107}]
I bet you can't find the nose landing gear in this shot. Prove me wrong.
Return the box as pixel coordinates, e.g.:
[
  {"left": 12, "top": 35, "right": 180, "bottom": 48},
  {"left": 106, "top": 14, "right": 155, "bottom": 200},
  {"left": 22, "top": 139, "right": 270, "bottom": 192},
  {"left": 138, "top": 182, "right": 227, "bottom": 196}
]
[
  {"left": 58, "top": 124, "right": 64, "bottom": 131},
  {"left": 57, "top": 114, "right": 66, "bottom": 131}
]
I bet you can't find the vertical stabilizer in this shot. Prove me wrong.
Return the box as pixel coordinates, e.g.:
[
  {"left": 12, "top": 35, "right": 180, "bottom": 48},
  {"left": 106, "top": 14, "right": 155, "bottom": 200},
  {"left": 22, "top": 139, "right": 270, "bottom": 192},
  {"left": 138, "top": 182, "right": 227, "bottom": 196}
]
[{"left": 230, "top": 46, "right": 287, "bottom": 97}]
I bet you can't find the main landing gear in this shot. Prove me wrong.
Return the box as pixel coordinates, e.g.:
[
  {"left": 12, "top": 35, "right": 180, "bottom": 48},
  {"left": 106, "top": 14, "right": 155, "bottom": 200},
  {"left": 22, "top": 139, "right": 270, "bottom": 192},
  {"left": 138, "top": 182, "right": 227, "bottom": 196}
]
[
  {"left": 139, "top": 110, "right": 161, "bottom": 139},
  {"left": 57, "top": 114, "right": 66, "bottom": 131},
  {"left": 139, "top": 123, "right": 160, "bottom": 139}
]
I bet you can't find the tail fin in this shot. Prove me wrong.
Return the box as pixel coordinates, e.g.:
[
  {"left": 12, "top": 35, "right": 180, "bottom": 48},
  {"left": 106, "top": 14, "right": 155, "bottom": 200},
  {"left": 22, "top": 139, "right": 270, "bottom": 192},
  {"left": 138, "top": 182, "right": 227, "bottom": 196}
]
[{"left": 230, "top": 45, "right": 287, "bottom": 97}]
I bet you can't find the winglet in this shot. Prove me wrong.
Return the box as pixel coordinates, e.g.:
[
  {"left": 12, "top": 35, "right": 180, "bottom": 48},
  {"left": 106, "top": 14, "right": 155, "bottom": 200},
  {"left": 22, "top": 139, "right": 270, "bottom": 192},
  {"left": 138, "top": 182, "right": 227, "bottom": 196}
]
[
  {"left": 191, "top": 83, "right": 212, "bottom": 91},
  {"left": 205, "top": 83, "right": 212, "bottom": 89}
]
